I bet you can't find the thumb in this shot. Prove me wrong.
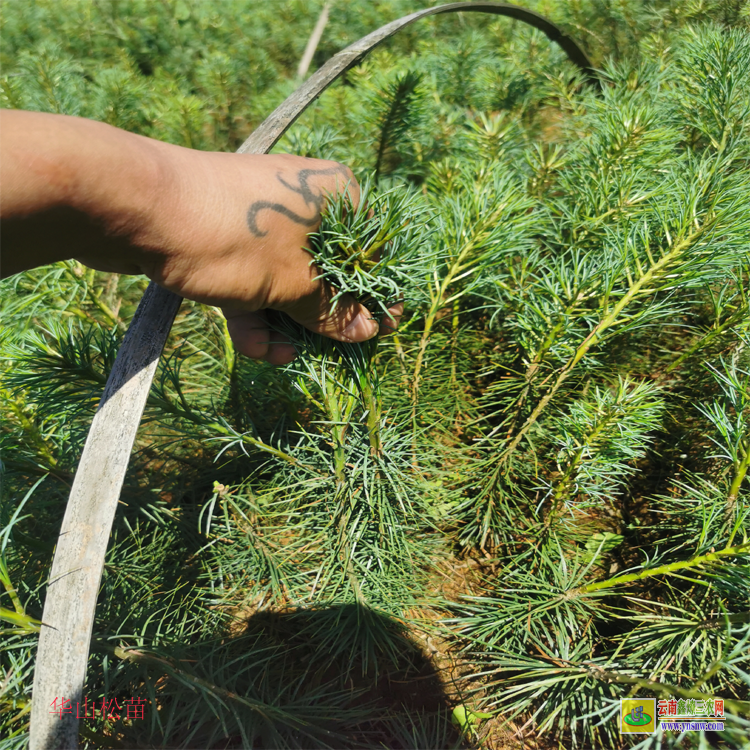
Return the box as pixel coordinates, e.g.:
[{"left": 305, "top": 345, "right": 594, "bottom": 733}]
[{"left": 285, "top": 286, "right": 379, "bottom": 343}]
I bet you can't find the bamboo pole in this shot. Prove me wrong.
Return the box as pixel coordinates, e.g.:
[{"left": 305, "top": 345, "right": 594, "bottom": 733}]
[{"left": 297, "top": 2, "right": 331, "bottom": 79}]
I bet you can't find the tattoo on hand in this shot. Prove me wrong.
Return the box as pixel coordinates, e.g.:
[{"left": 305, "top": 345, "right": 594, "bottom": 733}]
[{"left": 247, "top": 165, "right": 351, "bottom": 237}]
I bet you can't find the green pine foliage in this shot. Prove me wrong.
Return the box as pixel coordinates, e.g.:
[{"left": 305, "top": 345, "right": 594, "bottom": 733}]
[{"left": 3, "top": 1, "right": 750, "bottom": 748}]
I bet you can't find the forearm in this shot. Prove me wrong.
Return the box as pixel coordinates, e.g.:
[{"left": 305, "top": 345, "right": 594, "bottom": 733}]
[{"left": 0, "top": 110, "right": 169, "bottom": 278}]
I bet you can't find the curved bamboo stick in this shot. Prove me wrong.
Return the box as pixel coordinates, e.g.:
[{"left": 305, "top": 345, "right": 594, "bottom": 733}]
[{"left": 29, "top": 5, "right": 596, "bottom": 747}]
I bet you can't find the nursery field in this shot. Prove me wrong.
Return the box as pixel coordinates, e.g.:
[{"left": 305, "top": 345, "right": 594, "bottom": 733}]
[{"left": 2, "top": 0, "right": 750, "bottom": 748}]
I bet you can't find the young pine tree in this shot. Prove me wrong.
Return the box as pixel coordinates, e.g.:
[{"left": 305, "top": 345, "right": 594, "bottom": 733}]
[{"left": 2, "top": 2, "right": 750, "bottom": 748}]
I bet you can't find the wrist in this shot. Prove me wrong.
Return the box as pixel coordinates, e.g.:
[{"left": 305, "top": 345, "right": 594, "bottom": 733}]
[{"left": 64, "top": 117, "right": 173, "bottom": 274}]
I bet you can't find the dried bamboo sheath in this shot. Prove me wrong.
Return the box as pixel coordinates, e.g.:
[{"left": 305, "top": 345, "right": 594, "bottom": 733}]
[{"left": 29, "top": 5, "right": 595, "bottom": 747}]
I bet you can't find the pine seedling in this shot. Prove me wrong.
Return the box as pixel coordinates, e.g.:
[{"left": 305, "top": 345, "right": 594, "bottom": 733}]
[
  {"left": 261, "top": 181, "right": 439, "bottom": 614},
  {"left": 4, "top": 5, "right": 750, "bottom": 749},
  {"left": 368, "top": 70, "right": 425, "bottom": 183},
  {"left": 541, "top": 377, "right": 665, "bottom": 521}
]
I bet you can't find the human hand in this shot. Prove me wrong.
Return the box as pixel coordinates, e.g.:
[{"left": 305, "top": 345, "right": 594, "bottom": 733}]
[
  {"left": 105, "top": 149, "right": 403, "bottom": 365},
  {"left": 0, "top": 111, "right": 402, "bottom": 365}
]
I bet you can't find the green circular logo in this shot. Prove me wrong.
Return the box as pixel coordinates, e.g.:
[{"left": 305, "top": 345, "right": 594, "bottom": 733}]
[{"left": 624, "top": 711, "right": 652, "bottom": 726}]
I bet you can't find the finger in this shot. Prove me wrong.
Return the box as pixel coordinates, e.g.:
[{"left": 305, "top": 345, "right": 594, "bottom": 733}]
[
  {"left": 224, "top": 310, "right": 271, "bottom": 359},
  {"left": 379, "top": 302, "right": 403, "bottom": 336},
  {"left": 283, "top": 283, "right": 379, "bottom": 344},
  {"left": 221, "top": 310, "right": 273, "bottom": 358},
  {"left": 263, "top": 340, "right": 297, "bottom": 366},
  {"left": 224, "top": 309, "right": 299, "bottom": 365}
]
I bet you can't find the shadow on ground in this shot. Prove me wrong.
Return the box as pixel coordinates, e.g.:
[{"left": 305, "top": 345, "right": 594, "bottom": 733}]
[{"left": 101, "top": 603, "right": 466, "bottom": 750}]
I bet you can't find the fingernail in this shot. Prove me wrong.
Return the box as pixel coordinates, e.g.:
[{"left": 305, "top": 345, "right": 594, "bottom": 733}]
[{"left": 343, "top": 311, "right": 377, "bottom": 342}]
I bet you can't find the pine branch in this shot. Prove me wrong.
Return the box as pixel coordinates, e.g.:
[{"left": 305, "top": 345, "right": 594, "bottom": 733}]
[
  {"left": 371, "top": 70, "right": 422, "bottom": 182},
  {"left": 497, "top": 224, "right": 709, "bottom": 466},
  {"left": 581, "top": 542, "right": 750, "bottom": 593}
]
